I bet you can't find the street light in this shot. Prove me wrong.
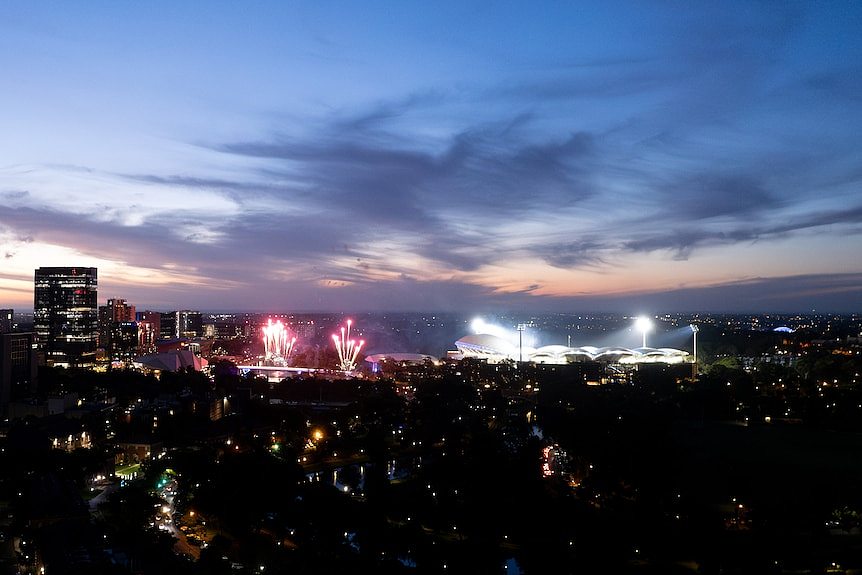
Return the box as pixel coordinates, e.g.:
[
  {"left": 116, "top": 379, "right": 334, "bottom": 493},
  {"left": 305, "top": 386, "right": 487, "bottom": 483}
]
[
  {"left": 635, "top": 317, "right": 652, "bottom": 348},
  {"left": 689, "top": 324, "right": 699, "bottom": 375}
]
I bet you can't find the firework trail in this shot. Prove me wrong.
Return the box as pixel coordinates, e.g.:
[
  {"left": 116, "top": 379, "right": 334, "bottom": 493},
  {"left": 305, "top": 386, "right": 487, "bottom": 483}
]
[
  {"left": 332, "top": 319, "right": 364, "bottom": 371},
  {"left": 262, "top": 319, "right": 296, "bottom": 365}
]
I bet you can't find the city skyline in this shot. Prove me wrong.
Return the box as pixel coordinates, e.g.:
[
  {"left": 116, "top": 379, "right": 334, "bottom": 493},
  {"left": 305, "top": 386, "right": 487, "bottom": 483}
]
[{"left": 2, "top": 3, "right": 861, "bottom": 313}]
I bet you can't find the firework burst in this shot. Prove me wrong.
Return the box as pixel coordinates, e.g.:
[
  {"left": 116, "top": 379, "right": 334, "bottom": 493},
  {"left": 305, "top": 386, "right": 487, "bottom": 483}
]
[
  {"left": 262, "top": 319, "right": 296, "bottom": 366},
  {"left": 332, "top": 319, "right": 364, "bottom": 371}
]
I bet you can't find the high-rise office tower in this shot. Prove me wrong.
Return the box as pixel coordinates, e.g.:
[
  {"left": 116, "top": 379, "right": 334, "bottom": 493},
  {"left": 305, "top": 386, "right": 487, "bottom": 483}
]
[
  {"left": 100, "top": 298, "right": 136, "bottom": 324},
  {"left": 99, "top": 298, "right": 137, "bottom": 360},
  {"left": 158, "top": 310, "right": 203, "bottom": 339},
  {"left": 136, "top": 310, "right": 161, "bottom": 354},
  {"left": 159, "top": 312, "right": 177, "bottom": 340},
  {"left": 0, "top": 309, "right": 12, "bottom": 333},
  {"left": 177, "top": 310, "right": 203, "bottom": 338},
  {"left": 34, "top": 267, "right": 98, "bottom": 366},
  {"left": 108, "top": 321, "right": 139, "bottom": 361}
]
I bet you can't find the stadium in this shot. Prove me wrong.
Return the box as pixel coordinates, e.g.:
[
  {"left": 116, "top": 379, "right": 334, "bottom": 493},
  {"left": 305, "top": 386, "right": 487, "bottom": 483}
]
[{"left": 454, "top": 333, "right": 690, "bottom": 365}]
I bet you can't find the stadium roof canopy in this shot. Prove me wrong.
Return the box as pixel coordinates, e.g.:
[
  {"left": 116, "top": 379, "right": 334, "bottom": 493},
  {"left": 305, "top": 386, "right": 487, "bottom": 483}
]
[{"left": 454, "top": 334, "right": 690, "bottom": 365}]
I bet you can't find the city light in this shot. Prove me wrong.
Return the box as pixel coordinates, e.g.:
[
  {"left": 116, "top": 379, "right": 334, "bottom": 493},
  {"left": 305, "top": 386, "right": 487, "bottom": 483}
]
[{"left": 332, "top": 319, "right": 364, "bottom": 371}]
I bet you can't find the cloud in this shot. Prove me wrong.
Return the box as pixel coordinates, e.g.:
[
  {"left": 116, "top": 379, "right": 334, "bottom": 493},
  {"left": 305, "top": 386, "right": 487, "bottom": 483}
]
[
  {"left": 769, "top": 204, "right": 862, "bottom": 234},
  {"left": 120, "top": 174, "right": 278, "bottom": 205},
  {"left": 334, "top": 91, "right": 446, "bottom": 132},
  {"left": 210, "top": 110, "right": 599, "bottom": 276},
  {"left": 0, "top": 190, "right": 29, "bottom": 201},
  {"left": 298, "top": 271, "right": 862, "bottom": 314},
  {"left": 659, "top": 174, "right": 777, "bottom": 221},
  {"left": 498, "top": 65, "right": 679, "bottom": 102},
  {"left": 623, "top": 229, "right": 759, "bottom": 260},
  {"left": 539, "top": 240, "right": 608, "bottom": 269},
  {"left": 623, "top": 203, "right": 862, "bottom": 259},
  {"left": 625, "top": 273, "right": 862, "bottom": 313}
]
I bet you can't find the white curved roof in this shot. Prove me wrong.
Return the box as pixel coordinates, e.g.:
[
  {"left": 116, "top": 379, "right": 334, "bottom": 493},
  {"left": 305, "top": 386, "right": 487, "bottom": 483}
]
[
  {"left": 455, "top": 332, "right": 690, "bottom": 365},
  {"left": 593, "top": 347, "right": 636, "bottom": 358},
  {"left": 563, "top": 350, "right": 595, "bottom": 359},
  {"left": 455, "top": 333, "right": 518, "bottom": 355},
  {"left": 535, "top": 345, "right": 571, "bottom": 354},
  {"left": 531, "top": 345, "right": 572, "bottom": 364},
  {"left": 633, "top": 347, "right": 667, "bottom": 356}
]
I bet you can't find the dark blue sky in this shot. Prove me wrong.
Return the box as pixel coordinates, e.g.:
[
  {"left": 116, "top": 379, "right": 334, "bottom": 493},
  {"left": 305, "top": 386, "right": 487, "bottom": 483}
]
[{"left": 1, "top": 2, "right": 861, "bottom": 312}]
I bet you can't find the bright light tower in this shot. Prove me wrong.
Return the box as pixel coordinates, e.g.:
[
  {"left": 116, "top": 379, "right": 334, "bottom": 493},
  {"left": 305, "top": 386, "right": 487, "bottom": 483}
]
[
  {"left": 690, "top": 324, "right": 699, "bottom": 374},
  {"left": 635, "top": 316, "right": 652, "bottom": 348},
  {"left": 517, "top": 323, "right": 527, "bottom": 362}
]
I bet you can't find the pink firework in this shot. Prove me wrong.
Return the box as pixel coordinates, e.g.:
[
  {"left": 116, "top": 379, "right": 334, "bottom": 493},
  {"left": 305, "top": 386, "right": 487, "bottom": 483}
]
[
  {"left": 261, "top": 319, "right": 296, "bottom": 364},
  {"left": 332, "top": 319, "right": 364, "bottom": 371}
]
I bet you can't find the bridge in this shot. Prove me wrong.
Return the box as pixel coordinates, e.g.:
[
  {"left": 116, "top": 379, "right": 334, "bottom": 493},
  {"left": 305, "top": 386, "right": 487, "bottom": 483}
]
[
  {"left": 236, "top": 364, "right": 358, "bottom": 382},
  {"left": 237, "top": 365, "right": 320, "bottom": 382}
]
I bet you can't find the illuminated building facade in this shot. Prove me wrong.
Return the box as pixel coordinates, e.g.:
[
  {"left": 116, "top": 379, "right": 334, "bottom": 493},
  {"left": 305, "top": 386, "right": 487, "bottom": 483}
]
[
  {"left": 137, "top": 310, "right": 161, "bottom": 354},
  {"left": 99, "top": 298, "right": 135, "bottom": 326},
  {"left": 34, "top": 267, "right": 98, "bottom": 366},
  {"left": 159, "top": 311, "right": 177, "bottom": 340},
  {"left": 99, "top": 297, "right": 136, "bottom": 350},
  {"left": 158, "top": 310, "right": 203, "bottom": 339},
  {"left": 108, "top": 321, "right": 139, "bottom": 362},
  {"left": 177, "top": 310, "right": 203, "bottom": 338}
]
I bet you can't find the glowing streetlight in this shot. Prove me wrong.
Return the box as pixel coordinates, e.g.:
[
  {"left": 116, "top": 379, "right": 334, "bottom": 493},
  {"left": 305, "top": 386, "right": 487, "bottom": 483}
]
[{"left": 635, "top": 317, "right": 652, "bottom": 348}]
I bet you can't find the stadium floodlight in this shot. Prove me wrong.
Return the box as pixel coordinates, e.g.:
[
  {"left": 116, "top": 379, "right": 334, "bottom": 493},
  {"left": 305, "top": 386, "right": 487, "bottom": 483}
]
[
  {"left": 635, "top": 316, "right": 652, "bottom": 348},
  {"left": 690, "top": 324, "right": 699, "bottom": 374},
  {"left": 471, "top": 317, "right": 485, "bottom": 334},
  {"left": 517, "top": 323, "right": 528, "bottom": 362}
]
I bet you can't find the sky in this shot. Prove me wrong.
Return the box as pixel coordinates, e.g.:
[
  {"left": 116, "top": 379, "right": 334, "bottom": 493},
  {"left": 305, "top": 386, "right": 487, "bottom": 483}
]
[{"left": 1, "top": 1, "right": 861, "bottom": 313}]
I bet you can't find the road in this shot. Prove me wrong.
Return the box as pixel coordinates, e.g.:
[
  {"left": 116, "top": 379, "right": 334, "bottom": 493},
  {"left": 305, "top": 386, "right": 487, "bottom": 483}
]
[
  {"left": 157, "top": 479, "right": 202, "bottom": 560},
  {"left": 88, "top": 483, "right": 119, "bottom": 512}
]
